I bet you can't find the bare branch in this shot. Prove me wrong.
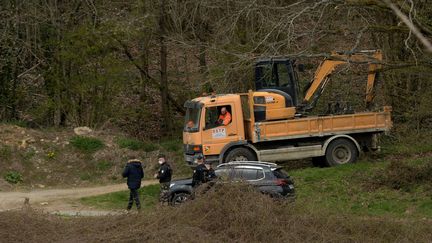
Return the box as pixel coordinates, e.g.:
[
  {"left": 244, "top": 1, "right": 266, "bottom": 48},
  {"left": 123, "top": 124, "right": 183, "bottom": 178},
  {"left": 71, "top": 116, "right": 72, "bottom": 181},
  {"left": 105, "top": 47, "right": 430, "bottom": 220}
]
[{"left": 383, "top": 0, "right": 432, "bottom": 53}]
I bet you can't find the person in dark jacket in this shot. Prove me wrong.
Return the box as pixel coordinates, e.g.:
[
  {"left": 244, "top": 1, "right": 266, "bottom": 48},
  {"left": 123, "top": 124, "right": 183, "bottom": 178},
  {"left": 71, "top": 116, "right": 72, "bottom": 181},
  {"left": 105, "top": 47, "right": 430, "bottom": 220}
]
[
  {"left": 122, "top": 158, "right": 144, "bottom": 211},
  {"left": 154, "top": 154, "right": 172, "bottom": 204},
  {"left": 191, "top": 155, "right": 208, "bottom": 187},
  {"left": 205, "top": 161, "right": 217, "bottom": 181}
]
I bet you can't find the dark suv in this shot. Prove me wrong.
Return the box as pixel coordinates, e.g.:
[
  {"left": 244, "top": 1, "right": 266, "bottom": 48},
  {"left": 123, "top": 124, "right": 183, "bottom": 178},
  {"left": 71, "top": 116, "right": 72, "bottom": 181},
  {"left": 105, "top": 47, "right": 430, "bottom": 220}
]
[{"left": 168, "top": 161, "right": 295, "bottom": 205}]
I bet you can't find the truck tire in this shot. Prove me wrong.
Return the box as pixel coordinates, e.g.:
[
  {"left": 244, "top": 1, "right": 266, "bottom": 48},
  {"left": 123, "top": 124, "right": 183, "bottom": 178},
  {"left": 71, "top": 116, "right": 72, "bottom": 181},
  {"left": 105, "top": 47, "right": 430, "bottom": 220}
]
[
  {"left": 224, "top": 147, "right": 257, "bottom": 163},
  {"left": 325, "top": 138, "right": 358, "bottom": 166}
]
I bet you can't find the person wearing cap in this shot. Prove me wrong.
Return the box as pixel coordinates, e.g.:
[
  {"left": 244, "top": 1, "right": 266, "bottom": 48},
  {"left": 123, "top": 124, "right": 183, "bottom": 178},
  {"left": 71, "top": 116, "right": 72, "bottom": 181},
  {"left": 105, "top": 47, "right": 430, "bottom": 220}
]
[
  {"left": 191, "top": 154, "right": 208, "bottom": 187},
  {"left": 122, "top": 158, "right": 144, "bottom": 211},
  {"left": 154, "top": 154, "right": 172, "bottom": 204}
]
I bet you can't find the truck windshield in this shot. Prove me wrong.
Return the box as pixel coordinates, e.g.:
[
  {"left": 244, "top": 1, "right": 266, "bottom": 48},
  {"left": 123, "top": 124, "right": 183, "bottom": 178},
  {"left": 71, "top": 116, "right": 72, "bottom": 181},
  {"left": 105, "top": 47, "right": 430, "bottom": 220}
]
[{"left": 184, "top": 102, "right": 202, "bottom": 132}]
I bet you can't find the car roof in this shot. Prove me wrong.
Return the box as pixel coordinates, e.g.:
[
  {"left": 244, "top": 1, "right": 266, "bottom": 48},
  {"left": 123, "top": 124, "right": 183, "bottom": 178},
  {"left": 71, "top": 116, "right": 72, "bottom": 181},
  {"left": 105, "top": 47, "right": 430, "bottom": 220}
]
[{"left": 216, "top": 161, "right": 279, "bottom": 169}]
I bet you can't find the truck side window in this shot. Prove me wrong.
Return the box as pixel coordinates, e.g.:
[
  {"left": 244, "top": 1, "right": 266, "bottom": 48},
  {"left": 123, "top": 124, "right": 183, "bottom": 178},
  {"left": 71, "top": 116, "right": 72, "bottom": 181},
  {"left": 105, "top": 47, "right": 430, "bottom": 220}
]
[{"left": 205, "top": 105, "right": 232, "bottom": 129}]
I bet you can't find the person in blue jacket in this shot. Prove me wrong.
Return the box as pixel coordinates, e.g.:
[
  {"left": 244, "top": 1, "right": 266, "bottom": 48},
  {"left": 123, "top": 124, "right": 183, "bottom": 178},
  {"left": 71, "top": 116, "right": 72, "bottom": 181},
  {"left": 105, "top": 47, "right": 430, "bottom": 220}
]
[{"left": 122, "top": 158, "right": 144, "bottom": 211}]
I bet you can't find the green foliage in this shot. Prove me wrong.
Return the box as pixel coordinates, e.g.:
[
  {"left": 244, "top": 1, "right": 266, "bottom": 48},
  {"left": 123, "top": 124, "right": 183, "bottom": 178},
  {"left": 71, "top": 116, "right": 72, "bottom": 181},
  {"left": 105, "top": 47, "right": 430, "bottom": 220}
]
[
  {"left": 116, "top": 137, "right": 145, "bottom": 150},
  {"left": 70, "top": 136, "right": 104, "bottom": 153},
  {"left": 96, "top": 160, "right": 113, "bottom": 171},
  {"left": 369, "top": 159, "right": 432, "bottom": 193},
  {"left": 80, "top": 184, "right": 160, "bottom": 210},
  {"left": 4, "top": 171, "right": 22, "bottom": 184},
  {"left": 160, "top": 139, "right": 181, "bottom": 152},
  {"left": 79, "top": 172, "right": 92, "bottom": 181},
  {"left": 290, "top": 160, "right": 432, "bottom": 218},
  {"left": 1, "top": 120, "right": 28, "bottom": 128},
  {"left": 115, "top": 137, "right": 159, "bottom": 152},
  {"left": 0, "top": 145, "right": 12, "bottom": 160},
  {"left": 28, "top": 99, "right": 56, "bottom": 126},
  {"left": 143, "top": 142, "right": 158, "bottom": 152},
  {"left": 380, "top": 131, "right": 432, "bottom": 156}
]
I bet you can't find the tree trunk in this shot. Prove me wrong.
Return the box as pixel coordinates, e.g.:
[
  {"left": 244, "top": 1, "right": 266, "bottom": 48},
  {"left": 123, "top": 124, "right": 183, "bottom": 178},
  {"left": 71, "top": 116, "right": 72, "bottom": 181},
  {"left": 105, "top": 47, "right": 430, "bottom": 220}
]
[
  {"left": 140, "top": 0, "right": 151, "bottom": 103},
  {"left": 159, "top": 0, "right": 172, "bottom": 136}
]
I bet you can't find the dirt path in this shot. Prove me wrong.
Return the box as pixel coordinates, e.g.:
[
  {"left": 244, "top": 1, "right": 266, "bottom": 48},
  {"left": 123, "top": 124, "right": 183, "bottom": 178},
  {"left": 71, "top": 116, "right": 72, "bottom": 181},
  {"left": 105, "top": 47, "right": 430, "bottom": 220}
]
[{"left": 0, "top": 180, "right": 158, "bottom": 214}]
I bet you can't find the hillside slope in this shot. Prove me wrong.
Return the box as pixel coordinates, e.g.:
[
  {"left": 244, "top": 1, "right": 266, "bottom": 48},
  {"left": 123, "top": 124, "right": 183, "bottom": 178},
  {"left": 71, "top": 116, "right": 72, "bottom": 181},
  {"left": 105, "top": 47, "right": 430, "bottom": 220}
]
[{"left": 0, "top": 124, "right": 188, "bottom": 190}]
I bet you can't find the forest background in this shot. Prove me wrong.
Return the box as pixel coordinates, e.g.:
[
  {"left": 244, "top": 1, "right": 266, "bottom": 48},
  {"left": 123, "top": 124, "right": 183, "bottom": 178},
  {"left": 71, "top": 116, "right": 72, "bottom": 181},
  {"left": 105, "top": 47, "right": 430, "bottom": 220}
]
[{"left": 1, "top": 0, "right": 432, "bottom": 141}]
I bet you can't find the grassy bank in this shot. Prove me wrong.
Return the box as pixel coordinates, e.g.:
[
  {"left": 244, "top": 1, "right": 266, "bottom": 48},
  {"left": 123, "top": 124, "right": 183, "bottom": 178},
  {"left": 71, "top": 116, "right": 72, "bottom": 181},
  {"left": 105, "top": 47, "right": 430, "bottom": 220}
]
[
  {"left": 80, "top": 138, "right": 432, "bottom": 220},
  {"left": 291, "top": 159, "right": 432, "bottom": 219}
]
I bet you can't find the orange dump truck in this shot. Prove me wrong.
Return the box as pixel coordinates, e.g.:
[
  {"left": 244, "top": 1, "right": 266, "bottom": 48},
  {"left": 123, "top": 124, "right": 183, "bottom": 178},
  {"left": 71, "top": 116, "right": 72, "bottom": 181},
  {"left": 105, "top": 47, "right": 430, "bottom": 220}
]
[{"left": 183, "top": 50, "right": 392, "bottom": 166}]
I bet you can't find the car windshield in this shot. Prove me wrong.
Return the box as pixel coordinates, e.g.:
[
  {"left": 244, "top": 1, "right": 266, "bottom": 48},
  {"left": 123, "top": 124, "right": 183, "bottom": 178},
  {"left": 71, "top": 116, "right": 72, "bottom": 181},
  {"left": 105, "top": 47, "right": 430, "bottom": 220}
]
[{"left": 184, "top": 102, "right": 201, "bottom": 132}]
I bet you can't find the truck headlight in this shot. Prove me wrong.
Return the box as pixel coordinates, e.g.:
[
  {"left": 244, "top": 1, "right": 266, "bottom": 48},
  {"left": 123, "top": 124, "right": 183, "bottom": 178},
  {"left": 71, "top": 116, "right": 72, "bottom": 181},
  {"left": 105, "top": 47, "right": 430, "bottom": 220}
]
[{"left": 169, "top": 183, "right": 175, "bottom": 188}]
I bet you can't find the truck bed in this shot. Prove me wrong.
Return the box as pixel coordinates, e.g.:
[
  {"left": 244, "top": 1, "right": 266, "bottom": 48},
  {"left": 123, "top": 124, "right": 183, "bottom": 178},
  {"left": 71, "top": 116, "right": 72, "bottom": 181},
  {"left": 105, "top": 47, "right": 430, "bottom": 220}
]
[{"left": 248, "top": 108, "right": 392, "bottom": 143}]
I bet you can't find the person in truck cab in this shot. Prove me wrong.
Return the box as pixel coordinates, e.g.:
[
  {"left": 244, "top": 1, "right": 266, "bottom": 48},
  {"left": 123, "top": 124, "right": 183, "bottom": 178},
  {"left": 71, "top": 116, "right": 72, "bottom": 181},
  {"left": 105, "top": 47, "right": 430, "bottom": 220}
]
[{"left": 216, "top": 107, "right": 231, "bottom": 126}]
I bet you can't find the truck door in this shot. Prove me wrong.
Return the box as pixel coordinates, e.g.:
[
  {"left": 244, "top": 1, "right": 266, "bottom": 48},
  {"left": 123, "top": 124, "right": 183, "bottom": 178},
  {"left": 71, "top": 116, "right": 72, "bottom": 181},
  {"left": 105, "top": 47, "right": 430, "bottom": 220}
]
[{"left": 201, "top": 103, "right": 240, "bottom": 157}]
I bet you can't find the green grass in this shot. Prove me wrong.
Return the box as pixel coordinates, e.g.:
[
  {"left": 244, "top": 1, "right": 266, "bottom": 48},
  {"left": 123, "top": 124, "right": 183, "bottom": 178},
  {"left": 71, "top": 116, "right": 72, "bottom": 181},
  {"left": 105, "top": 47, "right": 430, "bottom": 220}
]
[
  {"left": 160, "top": 139, "right": 181, "bottom": 152},
  {"left": 116, "top": 137, "right": 145, "bottom": 150},
  {"left": 96, "top": 160, "right": 113, "bottom": 171},
  {"left": 79, "top": 172, "right": 92, "bottom": 181},
  {"left": 80, "top": 184, "right": 160, "bottom": 210},
  {"left": 78, "top": 146, "right": 432, "bottom": 220},
  {"left": 380, "top": 133, "right": 432, "bottom": 156},
  {"left": 115, "top": 137, "right": 159, "bottom": 152},
  {"left": 0, "top": 145, "right": 12, "bottom": 161},
  {"left": 290, "top": 159, "right": 432, "bottom": 219},
  {"left": 142, "top": 142, "right": 158, "bottom": 152},
  {"left": 70, "top": 136, "right": 104, "bottom": 153},
  {"left": 81, "top": 160, "right": 432, "bottom": 219},
  {"left": 1, "top": 120, "right": 29, "bottom": 128},
  {"left": 4, "top": 171, "right": 23, "bottom": 184}
]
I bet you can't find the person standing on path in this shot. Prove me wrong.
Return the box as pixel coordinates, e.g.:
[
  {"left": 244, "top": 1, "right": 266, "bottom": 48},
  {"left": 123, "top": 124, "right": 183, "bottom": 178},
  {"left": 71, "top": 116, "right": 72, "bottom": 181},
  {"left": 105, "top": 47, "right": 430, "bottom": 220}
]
[
  {"left": 154, "top": 154, "right": 172, "bottom": 204},
  {"left": 122, "top": 158, "right": 144, "bottom": 211}
]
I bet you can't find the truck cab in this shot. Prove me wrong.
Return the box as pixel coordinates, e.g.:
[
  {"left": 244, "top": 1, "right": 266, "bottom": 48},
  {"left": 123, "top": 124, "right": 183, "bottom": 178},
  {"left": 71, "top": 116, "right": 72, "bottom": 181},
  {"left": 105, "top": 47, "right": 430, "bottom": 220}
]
[{"left": 183, "top": 94, "right": 247, "bottom": 165}]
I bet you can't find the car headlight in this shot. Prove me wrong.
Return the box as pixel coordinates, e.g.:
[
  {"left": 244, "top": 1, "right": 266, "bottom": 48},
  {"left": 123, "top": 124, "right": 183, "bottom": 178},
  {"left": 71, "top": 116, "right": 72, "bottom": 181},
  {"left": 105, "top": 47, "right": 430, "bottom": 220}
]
[{"left": 169, "top": 183, "right": 175, "bottom": 188}]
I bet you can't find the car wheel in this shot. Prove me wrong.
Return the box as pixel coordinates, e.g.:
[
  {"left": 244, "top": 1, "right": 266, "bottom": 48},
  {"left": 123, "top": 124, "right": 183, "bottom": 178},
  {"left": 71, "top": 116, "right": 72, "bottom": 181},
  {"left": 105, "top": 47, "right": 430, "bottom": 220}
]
[
  {"left": 170, "top": 193, "right": 190, "bottom": 206},
  {"left": 224, "top": 147, "right": 257, "bottom": 162},
  {"left": 325, "top": 138, "right": 358, "bottom": 166}
]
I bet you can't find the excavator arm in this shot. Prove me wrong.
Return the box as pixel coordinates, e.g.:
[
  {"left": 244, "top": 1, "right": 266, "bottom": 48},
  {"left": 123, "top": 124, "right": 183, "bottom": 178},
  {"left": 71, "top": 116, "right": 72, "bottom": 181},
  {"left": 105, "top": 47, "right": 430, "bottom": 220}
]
[{"left": 302, "top": 50, "right": 383, "bottom": 111}]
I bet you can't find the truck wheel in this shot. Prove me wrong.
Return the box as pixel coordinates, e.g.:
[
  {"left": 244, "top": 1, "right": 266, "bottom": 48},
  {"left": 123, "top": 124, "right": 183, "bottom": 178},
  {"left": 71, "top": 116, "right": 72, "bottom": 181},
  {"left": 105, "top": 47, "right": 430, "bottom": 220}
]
[
  {"left": 325, "top": 138, "right": 358, "bottom": 166},
  {"left": 225, "top": 147, "right": 257, "bottom": 162}
]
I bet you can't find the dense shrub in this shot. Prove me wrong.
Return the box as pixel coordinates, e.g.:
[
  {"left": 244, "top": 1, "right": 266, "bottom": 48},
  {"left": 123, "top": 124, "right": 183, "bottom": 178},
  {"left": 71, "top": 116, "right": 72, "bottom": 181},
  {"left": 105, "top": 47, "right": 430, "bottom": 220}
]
[
  {"left": 116, "top": 138, "right": 144, "bottom": 150},
  {"left": 70, "top": 136, "right": 104, "bottom": 153},
  {"left": 4, "top": 171, "right": 23, "bottom": 184},
  {"left": 369, "top": 160, "right": 432, "bottom": 192},
  {"left": 1, "top": 185, "right": 432, "bottom": 242},
  {"left": 116, "top": 137, "right": 158, "bottom": 152}
]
